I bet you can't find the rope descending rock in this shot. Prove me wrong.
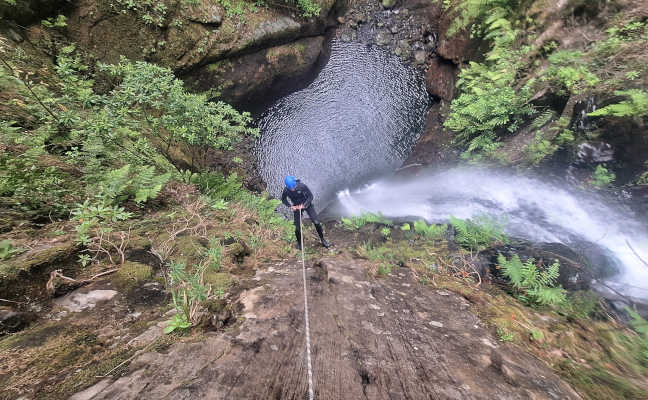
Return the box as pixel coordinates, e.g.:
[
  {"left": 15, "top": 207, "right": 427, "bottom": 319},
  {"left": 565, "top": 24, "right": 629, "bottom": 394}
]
[{"left": 299, "top": 210, "right": 315, "bottom": 400}]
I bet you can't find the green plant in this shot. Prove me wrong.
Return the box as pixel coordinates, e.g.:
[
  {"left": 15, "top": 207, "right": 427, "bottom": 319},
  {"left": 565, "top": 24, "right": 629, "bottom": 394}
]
[
  {"left": 497, "top": 326, "right": 515, "bottom": 342},
  {"left": 341, "top": 213, "right": 392, "bottom": 230},
  {"left": 444, "top": 12, "right": 535, "bottom": 160},
  {"left": 94, "top": 164, "right": 170, "bottom": 205},
  {"left": 167, "top": 260, "right": 211, "bottom": 329},
  {"left": 0, "top": 239, "right": 23, "bottom": 260},
  {"left": 401, "top": 223, "right": 410, "bottom": 231},
  {"left": 380, "top": 227, "right": 391, "bottom": 239},
  {"left": 529, "top": 328, "right": 544, "bottom": 342},
  {"left": 193, "top": 172, "right": 242, "bottom": 200},
  {"left": 526, "top": 135, "right": 557, "bottom": 165},
  {"left": 377, "top": 263, "right": 392, "bottom": 276},
  {"left": 206, "top": 238, "right": 223, "bottom": 271},
  {"left": 71, "top": 200, "right": 133, "bottom": 245},
  {"left": 41, "top": 14, "right": 67, "bottom": 29},
  {"left": 164, "top": 313, "right": 192, "bottom": 334},
  {"left": 625, "top": 307, "right": 648, "bottom": 366},
  {"left": 590, "top": 165, "right": 616, "bottom": 188},
  {"left": 413, "top": 220, "right": 448, "bottom": 240},
  {"left": 78, "top": 253, "right": 92, "bottom": 267},
  {"left": 560, "top": 291, "right": 600, "bottom": 319},
  {"left": 497, "top": 253, "right": 567, "bottom": 306},
  {"left": 588, "top": 90, "right": 648, "bottom": 119},
  {"left": 544, "top": 51, "right": 600, "bottom": 95},
  {"left": 450, "top": 215, "right": 507, "bottom": 251}
]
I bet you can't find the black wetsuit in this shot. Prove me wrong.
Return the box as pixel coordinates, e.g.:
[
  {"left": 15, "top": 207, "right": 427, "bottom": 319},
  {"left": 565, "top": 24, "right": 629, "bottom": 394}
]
[{"left": 281, "top": 180, "right": 328, "bottom": 247}]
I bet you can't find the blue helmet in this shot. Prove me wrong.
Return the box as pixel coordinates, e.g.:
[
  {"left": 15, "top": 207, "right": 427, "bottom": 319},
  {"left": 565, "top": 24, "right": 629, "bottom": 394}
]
[{"left": 284, "top": 175, "right": 296, "bottom": 189}]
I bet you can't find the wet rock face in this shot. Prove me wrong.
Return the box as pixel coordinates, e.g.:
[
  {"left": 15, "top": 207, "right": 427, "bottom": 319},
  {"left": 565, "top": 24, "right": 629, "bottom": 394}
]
[
  {"left": 335, "top": 0, "right": 439, "bottom": 71},
  {"left": 66, "top": 0, "right": 338, "bottom": 106},
  {"left": 186, "top": 36, "right": 325, "bottom": 108},
  {"left": 0, "top": 306, "right": 37, "bottom": 334},
  {"left": 75, "top": 258, "right": 581, "bottom": 399}
]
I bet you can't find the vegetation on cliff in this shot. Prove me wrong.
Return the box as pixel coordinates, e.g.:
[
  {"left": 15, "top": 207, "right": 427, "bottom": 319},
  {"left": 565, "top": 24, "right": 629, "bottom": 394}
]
[{"left": 442, "top": 0, "right": 648, "bottom": 185}]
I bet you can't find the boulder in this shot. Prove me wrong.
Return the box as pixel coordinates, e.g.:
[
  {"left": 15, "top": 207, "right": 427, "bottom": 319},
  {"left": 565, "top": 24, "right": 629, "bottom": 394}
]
[
  {"left": 54, "top": 289, "right": 119, "bottom": 313},
  {"left": 425, "top": 56, "right": 457, "bottom": 101}
]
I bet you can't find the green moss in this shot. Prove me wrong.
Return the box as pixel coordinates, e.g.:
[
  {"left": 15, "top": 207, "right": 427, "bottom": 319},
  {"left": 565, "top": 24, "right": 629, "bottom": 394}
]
[
  {"left": 114, "top": 261, "right": 153, "bottom": 288},
  {"left": 204, "top": 271, "right": 233, "bottom": 289}
]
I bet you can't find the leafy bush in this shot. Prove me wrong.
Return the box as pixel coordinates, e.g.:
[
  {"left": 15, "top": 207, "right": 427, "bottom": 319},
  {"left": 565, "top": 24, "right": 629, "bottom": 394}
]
[
  {"left": 544, "top": 50, "right": 600, "bottom": 95},
  {"left": 235, "top": 191, "right": 293, "bottom": 241},
  {"left": 497, "top": 253, "right": 567, "bottom": 306},
  {"left": 192, "top": 171, "right": 242, "bottom": 201},
  {"left": 71, "top": 200, "right": 133, "bottom": 245},
  {"left": 167, "top": 260, "right": 211, "bottom": 333},
  {"left": 444, "top": 12, "right": 535, "bottom": 160},
  {"left": 449, "top": 215, "right": 508, "bottom": 251},
  {"left": 590, "top": 165, "right": 616, "bottom": 188},
  {"left": 588, "top": 90, "right": 648, "bottom": 118},
  {"left": 94, "top": 164, "right": 170, "bottom": 205},
  {"left": 341, "top": 212, "right": 392, "bottom": 230},
  {"left": 413, "top": 220, "right": 448, "bottom": 240}
]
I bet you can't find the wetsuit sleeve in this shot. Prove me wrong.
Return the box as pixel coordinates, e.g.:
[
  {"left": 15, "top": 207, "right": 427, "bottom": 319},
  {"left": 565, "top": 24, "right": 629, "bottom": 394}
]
[
  {"left": 302, "top": 184, "right": 314, "bottom": 208},
  {"left": 281, "top": 188, "right": 291, "bottom": 207}
]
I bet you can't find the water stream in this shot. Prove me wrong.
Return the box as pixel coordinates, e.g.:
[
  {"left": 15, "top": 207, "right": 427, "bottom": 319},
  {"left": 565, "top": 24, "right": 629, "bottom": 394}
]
[{"left": 330, "top": 167, "right": 648, "bottom": 300}]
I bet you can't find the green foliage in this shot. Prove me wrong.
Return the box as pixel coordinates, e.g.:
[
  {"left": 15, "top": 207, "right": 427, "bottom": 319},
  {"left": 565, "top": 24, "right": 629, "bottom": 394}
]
[
  {"left": 497, "top": 253, "right": 567, "bottom": 307},
  {"left": 588, "top": 90, "right": 648, "bottom": 118},
  {"left": 526, "top": 135, "right": 557, "bottom": 165},
  {"left": 164, "top": 313, "right": 192, "bottom": 334},
  {"left": 192, "top": 172, "right": 242, "bottom": 201},
  {"left": 447, "top": 0, "right": 518, "bottom": 36},
  {"left": 341, "top": 213, "right": 392, "bottom": 230},
  {"left": 626, "top": 307, "right": 648, "bottom": 366},
  {"left": 497, "top": 326, "right": 515, "bottom": 342},
  {"left": 205, "top": 238, "right": 223, "bottom": 271},
  {"left": 167, "top": 260, "right": 210, "bottom": 329},
  {"left": 380, "top": 227, "right": 391, "bottom": 239},
  {"left": 413, "top": 220, "right": 448, "bottom": 240},
  {"left": 71, "top": 200, "right": 133, "bottom": 245},
  {"left": 94, "top": 164, "right": 170, "bottom": 205},
  {"left": 41, "top": 14, "right": 67, "bottom": 29},
  {"left": 590, "top": 165, "right": 616, "bottom": 188},
  {"left": 449, "top": 215, "right": 508, "bottom": 251},
  {"left": 0, "top": 239, "right": 23, "bottom": 260},
  {"left": 444, "top": 12, "right": 535, "bottom": 160},
  {"left": 99, "top": 59, "right": 258, "bottom": 176},
  {"left": 400, "top": 223, "right": 411, "bottom": 231},
  {"left": 1, "top": 44, "right": 255, "bottom": 219},
  {"left": 560, "top": 291, "right": 601, "bottom": 319},
  {"left": 235, "top": 191, "right": 293, "bottom": 241},
  {"left": 111, "top": 0, "right": 168, "bottom": 27},
  {"left": 544, "top": 51, "right": 600, "bottom": 95}
]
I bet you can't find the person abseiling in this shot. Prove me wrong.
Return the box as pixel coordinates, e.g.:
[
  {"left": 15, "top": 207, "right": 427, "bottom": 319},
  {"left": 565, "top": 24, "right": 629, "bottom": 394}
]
[{"left": 281, "top": 176, "right": 330, "bottom": 250}]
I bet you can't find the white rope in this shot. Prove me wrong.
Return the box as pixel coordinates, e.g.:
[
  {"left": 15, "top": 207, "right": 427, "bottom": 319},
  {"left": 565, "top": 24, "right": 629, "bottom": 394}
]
[{"left": 299, "top": 209, "right": 315, "bottom": 400}]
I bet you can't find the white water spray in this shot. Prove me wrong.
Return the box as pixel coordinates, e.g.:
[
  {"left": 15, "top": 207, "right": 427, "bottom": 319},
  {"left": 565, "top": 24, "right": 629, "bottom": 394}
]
[{"left": 331, "top": 167, "right": 648, "bottom": 299}]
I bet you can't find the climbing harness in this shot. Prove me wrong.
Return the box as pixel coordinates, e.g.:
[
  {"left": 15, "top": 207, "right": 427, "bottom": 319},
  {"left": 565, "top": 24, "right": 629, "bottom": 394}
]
[{"left": 298, "top": 210, "right": 315, "bottom": 400}]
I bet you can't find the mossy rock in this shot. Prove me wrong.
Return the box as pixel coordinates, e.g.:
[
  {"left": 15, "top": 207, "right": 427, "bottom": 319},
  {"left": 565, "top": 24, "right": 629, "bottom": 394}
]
[
  {"left": 114, "top": 262, "right": 153, "bottom": 289},
  {"left": 0, "top": 238, "right": 79, "bottom": 299},
  {"left": 204, "top": 271, "right": 233, "bottom": 290},
  {"left": 168, "top": 235, "right": 208, "bottom": 266}
]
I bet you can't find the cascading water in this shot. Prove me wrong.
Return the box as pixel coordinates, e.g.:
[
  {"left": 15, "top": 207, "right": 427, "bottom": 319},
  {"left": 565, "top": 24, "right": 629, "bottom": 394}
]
[
  {"left": 256, "top": 40, "right": 430, "bottom": 209},
  {"left": 329, "top": 167, "right": 648, "bottom": 300}
]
